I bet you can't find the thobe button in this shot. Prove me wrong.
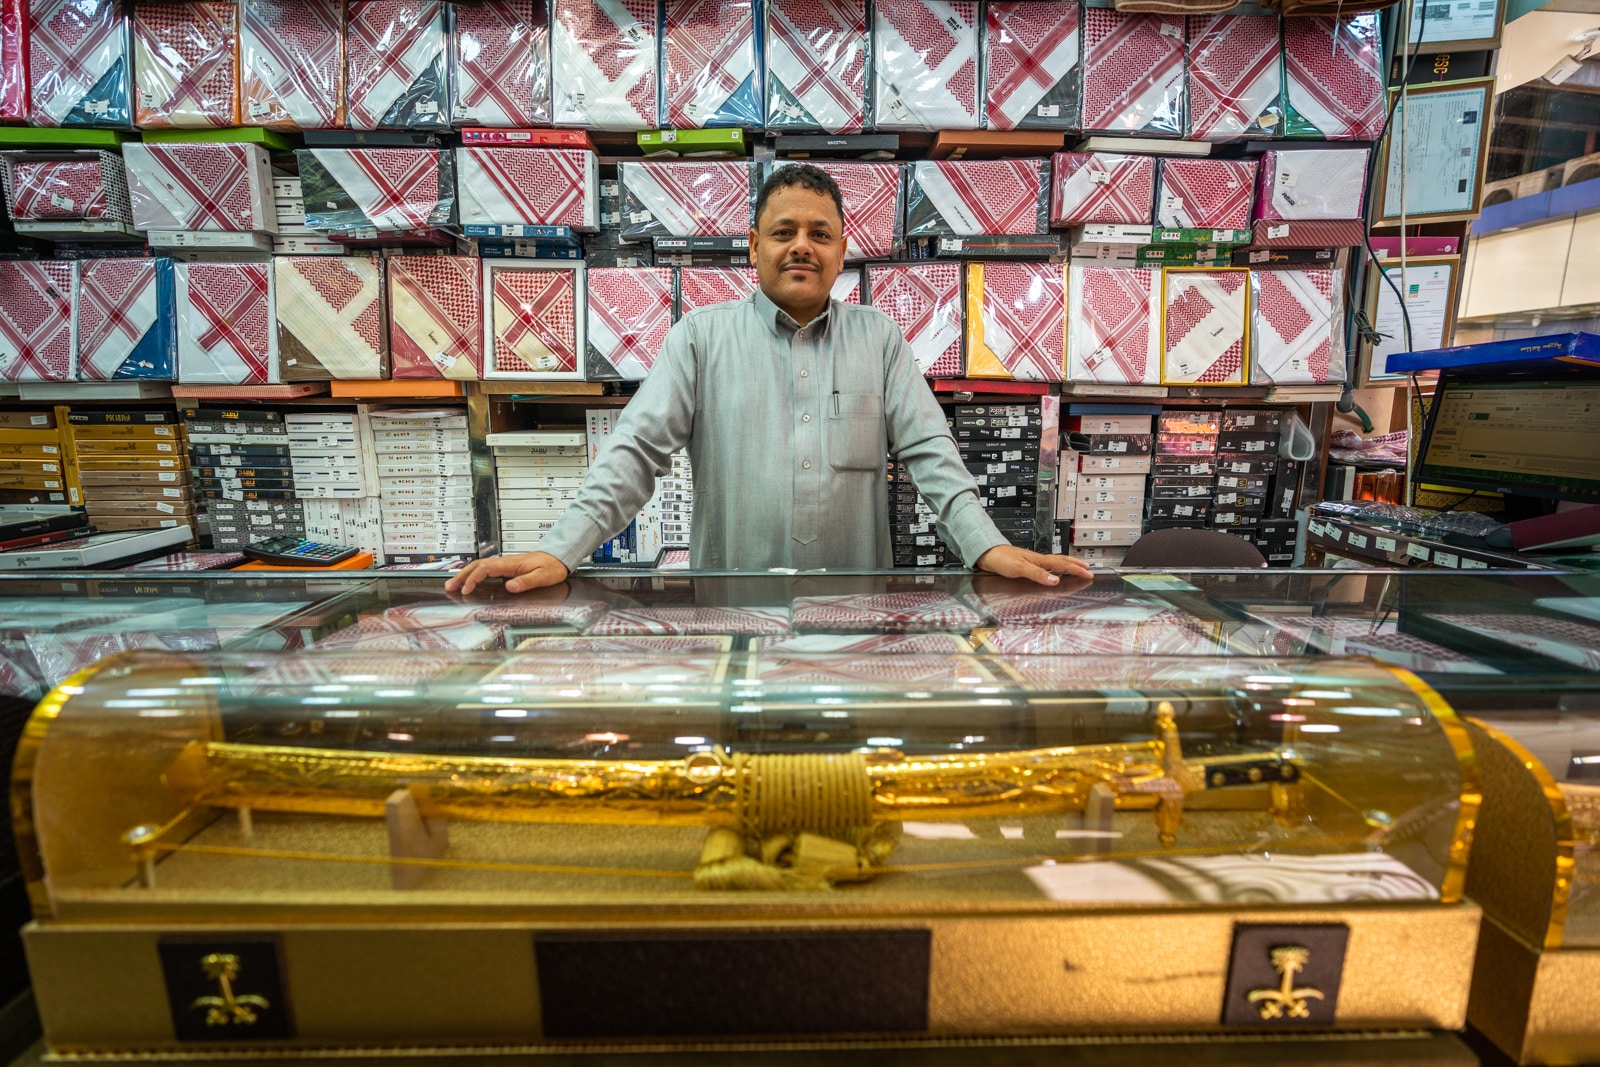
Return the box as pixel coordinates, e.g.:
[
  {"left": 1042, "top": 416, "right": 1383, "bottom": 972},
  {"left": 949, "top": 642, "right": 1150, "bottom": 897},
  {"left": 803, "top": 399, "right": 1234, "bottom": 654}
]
[
  {"left": 800, "top": 370, "right": 809, "bottom": 378},
  {"left": 802, "top": 414, "right": 811, "bottom": 423},
  {"left": 802, "top": 460, "right": 811, "bottom": 470}
]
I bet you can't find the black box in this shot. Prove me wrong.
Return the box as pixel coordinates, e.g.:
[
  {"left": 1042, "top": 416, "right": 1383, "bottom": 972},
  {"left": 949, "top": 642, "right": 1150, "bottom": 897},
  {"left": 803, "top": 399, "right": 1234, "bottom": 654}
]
[
  {"left": 1215, "top": 453, "right": 1278, "bottom": 476},
  {"left": 1219, "top": 409, "right": 1282, "bottom": 433},
  {"left": 1150, "top": 477, "right": 1213, "bottom": 500},
  {"left": 1157, "top": 411, "right": 1221, "bottom": 435},
  {"left": 1068, "top": 432, "right": 1153, "bottom": 456},
  {"left": 1153, "top": 459, "right": 1216, "bottom": 478},
  {"left": 1215, "top": 473, "right": 1270, "bottom": 493},
  {"left": 1216, "top": 432, "right": 1279, "bottom": 454},
  {"left": 1148, "top": 499, "right": 1211, "bottom": 521},
  {"left": 1154, "top": 433, "right": 1217, "bottom": 457}
]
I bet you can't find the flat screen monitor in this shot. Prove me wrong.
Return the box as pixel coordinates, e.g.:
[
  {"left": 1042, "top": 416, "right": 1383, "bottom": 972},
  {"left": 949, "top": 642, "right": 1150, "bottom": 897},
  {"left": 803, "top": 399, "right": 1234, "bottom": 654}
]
[{"left": 1417, "top": 378, "right": 1600, "bottom": 503}]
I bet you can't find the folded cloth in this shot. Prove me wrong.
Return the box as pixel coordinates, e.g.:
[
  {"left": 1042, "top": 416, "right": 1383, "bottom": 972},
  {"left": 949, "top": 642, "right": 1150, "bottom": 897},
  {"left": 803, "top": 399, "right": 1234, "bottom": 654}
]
[
  {"left": 298, "top": 147, "right": 455, "bottom": 233},
  {"left": 1069, "top": 265, "right": 1161, "bottom": 384},
  {"left": 905, "top": 158, "right": 1049, "bottom": 236},
  {"left": 1251, "top": 267, "right": 1344, "bottom": 384},
  {"left": 866, "top": 262, "right": 962, "bottom": 377},
  {"left": 789, "top": 591, "right": 986, "bottom": 632},
  {"left": 677, "top": 266, "right": 760, "bottom": 314},
  {"left": 982, "top": 0, "right": 1080, "bottom": 131},
  {"left": 240, "top": 0, "right": 345, "bottom": 129},
  {"left": 0, "top": 0, "right": 25, "bottom": 123},
  {"left": 1282, "top": 15, "right": 1384, "bottom": 140},
  {"left": 275, "top": 255, "right": 388, "bottom": 380},
  {"left": 451, "top": 0, "right": 551, "bottom": 127},
  {"left": 1161, "top": 268, "right": 1249, "bottom": 385},
  {"left": 662, "top": 0, "right": 761, "bottom": 127},
  {"left": 456, "top": 146, "right": 599, "bottom": 230},
  {"left": 585, "top": 265, "right": 674, "bottom": 381},
  {"left": 0, "top": 262, "right": 74, "bottom": 382},
  {"left": 617, "top": 160, "right": 758, "bottom": 241},
  {"left": 77, "top": 258, "right": 176, "bottom": 380},
  {"left": 964, "top": 261, "right": 1067, "bottom": 382},
  {"left": 584, "top": 605, "right": 792, "bottom": 636},
  {"left": 345, "top": 0, "right": 451, "bottom": 130},
  {"left": 176, "top": 262, "right": 276, "bottom": 385},
  {"left": 1254, "top": 148, "right": 1369, "bottom": 220},
  {"left": 1049, "top": 152, "right": 1155, "bottom": 226},
  {"left": 1080, "top": 9, "right": 1184, "bottom": 135},
  {"left": 3, "top": 158, "right": 111, "bottom": 220},
  {"left": 1185, "top": 13, "right": 1281, "bottom": 141},
  {"left": 776, "top": 159, "right": 902, "bottom": 259},
  {"left": 132, "top": 2, "right": 239, "bottom": 128},
  {"left": 551, "top": 0, "right": 658, "bottom": 130},
  {"left": 387, "top": 255, "right": 484, "bottom": 379},
  {"left": 123, "top": 142, "right": 270, "bottom": 232},
  {"left": 833, "top": 268, "right": 863, "bottom": 304},
  {"left": 27, "top": 0, "right": 131, "bottom": 127},
  {"left": 872, "top": 0, "right": 978, "bottom": 131},
  {"left": 1156, "top": 157, "right": 1257, "bottom": 228},
  {"left": 1113, "top": 0, "right": 1236, "bottom": 16},
  {"left": 485, "top": 262, "right": 583, "bottom": 378},
  {"left": 764, "top": 0, "right": 867, "bottom": 132}
]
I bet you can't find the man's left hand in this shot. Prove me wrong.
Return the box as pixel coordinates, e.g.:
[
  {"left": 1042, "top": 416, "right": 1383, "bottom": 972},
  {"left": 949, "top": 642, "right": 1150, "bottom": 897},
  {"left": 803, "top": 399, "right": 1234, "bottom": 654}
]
[{"left": 975, "top": 545, "right": 1093, "bottom": 585}]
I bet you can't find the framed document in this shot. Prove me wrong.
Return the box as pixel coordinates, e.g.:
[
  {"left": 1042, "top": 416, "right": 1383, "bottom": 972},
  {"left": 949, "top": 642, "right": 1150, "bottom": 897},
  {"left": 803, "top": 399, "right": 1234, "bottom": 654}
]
[
  {"left": 1406, "top": 0, "right": 1505, "bottom": 54},
  {"left": 1359, "top": 254, "right": 1461, "bottom": 385},
  {"left": 1373, "top": 78, "right": 1495, "bottom": 227}
]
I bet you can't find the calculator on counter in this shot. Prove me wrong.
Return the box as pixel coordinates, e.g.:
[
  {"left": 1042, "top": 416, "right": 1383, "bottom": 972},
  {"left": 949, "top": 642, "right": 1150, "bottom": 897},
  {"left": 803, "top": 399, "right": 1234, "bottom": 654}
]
[{"left": 241, "top": 536, "right": 362, "bottom": 567}]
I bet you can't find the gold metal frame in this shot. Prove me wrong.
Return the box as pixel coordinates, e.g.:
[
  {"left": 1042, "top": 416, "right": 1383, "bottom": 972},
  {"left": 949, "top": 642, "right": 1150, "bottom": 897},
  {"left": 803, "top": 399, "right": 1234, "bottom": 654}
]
[
  {"left": 1373, "top": 79, "right": 1496, "bottom": 227},
  {"left": 1357, "top": 255, "right": 1461, "bottom": 385}
]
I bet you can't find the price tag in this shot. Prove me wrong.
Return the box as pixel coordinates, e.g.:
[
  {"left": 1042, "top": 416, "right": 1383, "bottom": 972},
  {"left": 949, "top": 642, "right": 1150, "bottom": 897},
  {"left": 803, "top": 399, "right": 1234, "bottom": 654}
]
[
  {"left": 1090, "top": 170, "right": 1111, "bottom": 184},
  {"left": 1375, "top": 536, "right": 1397, "bottom": 552},
  {"left": 1036, "top": 104, "right": 1060, "bottom": 118},
  {"left": 1326, "top": 526, "right": 1343, "bottom": 541},
  {"left": 1106, "top": 440, "right": 1127, "bottom": 453},
  {"left": 1267, "top": 224, "right": 1289, "bottom": 239},
  {"left": 1462, "top": 558, "right": 1489, "bottom": 569},
  {"left": 1347, "top": 533, "right": 1369, "bottom": 549},
  {"left": 1433, "top": 551, "right": 1460, "bottom": 568},
  {"left": 1406, "top": 542, "right": 1431, "bottom": 561},
  {"left": 1249, "top": 250, "right": 1271, "bottom": 263}
]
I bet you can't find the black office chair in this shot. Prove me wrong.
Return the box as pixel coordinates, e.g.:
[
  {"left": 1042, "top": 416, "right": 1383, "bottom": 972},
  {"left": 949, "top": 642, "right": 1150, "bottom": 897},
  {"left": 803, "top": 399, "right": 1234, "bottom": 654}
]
[{"left": 1121, "top": 528, "right": 1268, "bottom": 568}]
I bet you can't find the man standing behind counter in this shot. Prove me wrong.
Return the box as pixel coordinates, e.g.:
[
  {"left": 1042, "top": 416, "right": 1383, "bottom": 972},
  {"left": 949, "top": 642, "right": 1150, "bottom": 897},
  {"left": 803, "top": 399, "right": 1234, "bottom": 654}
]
[{"left": 448, "top": 164, "right": 1091, "bottom": 595}]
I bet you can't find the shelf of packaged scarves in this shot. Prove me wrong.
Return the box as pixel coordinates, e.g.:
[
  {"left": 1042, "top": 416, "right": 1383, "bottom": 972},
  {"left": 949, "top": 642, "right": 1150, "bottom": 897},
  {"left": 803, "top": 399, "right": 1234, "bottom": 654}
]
[{"left": 139, "top": 127, "right": 296, "bottom": 154}]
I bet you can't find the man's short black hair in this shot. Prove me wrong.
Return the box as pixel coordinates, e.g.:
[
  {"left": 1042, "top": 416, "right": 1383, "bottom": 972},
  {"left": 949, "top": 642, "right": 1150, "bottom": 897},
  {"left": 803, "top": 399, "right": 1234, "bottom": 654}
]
[{"left": 754, "top": 163, "right": 845, "bottom": 229}]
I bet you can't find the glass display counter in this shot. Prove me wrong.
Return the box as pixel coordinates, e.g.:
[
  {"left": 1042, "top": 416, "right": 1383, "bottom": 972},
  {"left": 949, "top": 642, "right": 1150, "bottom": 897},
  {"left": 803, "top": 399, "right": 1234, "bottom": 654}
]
[{"left": 7, "top": 566, "right": 1600, "bottom": 1056}]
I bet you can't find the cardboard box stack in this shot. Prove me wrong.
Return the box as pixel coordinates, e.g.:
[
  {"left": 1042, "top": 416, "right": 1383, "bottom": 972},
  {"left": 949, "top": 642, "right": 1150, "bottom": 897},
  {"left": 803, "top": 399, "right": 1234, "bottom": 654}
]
[
  {"left": 183, "top": 407, "right": 302, "bottom": 549},
  {"left": 1148, "top": 411, "right": 1220, "bottom": 532},
  {"left": 490, "top": 429, "right": 588, "bottom": 555},
  {"left": 1064, "top": 407, "right": 1154, "bottom": 565},
  {"left": 371, "top": 409, "right": 478, "bottom": 564},
  {"left": 1213, "top": 409, "right": 1281, "bottom": 547},
  {"left": 582, "top": 178, "right": 652, "bottom": 268},
  {"left": 271, "top": 175, "right": 338, "bottom": 256},
  {"left": 288, "top": 411, "right": 383, "bottom": 559},
  {"left": 1, "top": 410, "right": 80, "bottom": 508},
  {"left": 581, "top": 409, "right": 692, "bottom": 564},
  {"left": 69, "top": 409, "right": 192, "bottom": 535}
]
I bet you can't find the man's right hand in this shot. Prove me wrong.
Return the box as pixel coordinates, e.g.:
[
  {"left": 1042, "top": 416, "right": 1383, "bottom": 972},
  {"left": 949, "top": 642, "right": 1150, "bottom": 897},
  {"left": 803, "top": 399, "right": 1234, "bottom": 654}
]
[{"left": 444, "top": 551, "right": 570, "bottom": 595}]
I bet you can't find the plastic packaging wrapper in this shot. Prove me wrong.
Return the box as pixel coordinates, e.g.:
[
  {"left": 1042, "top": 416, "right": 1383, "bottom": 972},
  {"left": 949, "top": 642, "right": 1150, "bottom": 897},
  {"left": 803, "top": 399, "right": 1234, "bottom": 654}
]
[
  {"left": 0, "top": 0, "right": 28, "bottom": 122},
  {"left": 131, "top": 2, "right": 239, "bottom": 128},
  {"left": 1156, "top": 158, "right": 1257, "bottom": 229},
  {"left": 618, "top": 160, "right": 758, "bottom": 241},
  {"left": 677, "top": 265, "right": 760, "bottom": 314},
  {"left": 76, "top": 258, "right": 176, "bottom": 380},
  {"left": 175, "top": 262, "right": 276, "bottom": 385},
  {"left": 297, "top": 148, "right": 455, "bottom": 234},
  {"left": 0, "top": 152, "right": 126, "bottom": 221},
  {"left": 1049, "top": 152, "right": 1154, "bottom": 226},
  {"left": 1327, "top": 428, "right": 1406, "bottom": 464},
  {"left": 775, "top": 159, "right": 902, "bottom": 260},
  {"left": 1068, "top": 265, "right": 1160, "bottom": 384},
  {"left": 1282, "top": 15, "right": 1384, "bottom": 141},
  {"left": 872, "top": 0, "right": 978, "bottom": 131},
  {"left": 1080, "top": 10, "right": 1183, "bottom": 136},
  {"left": 1185, "top": 13, "right": 1280, "bottom": 142},
  {"left": 122, "top": 141, "right": 272, "bottom": 232},
  {"left": 451, "top": 0, "right": 551, "bottom": 127},
  {"left": 866, "top": 262, "right": 962, "bottom": 377},
  {"left": 484, "top": 262, "right": 584, "bottom": 379},
  {"left": 1255, "top": 148, "right": 1369, "bottom": 221},
  {"left": 833, "top": 267, "right": 862, "bottom": 303},
  {"left": 905, "top": 158, "right": 1048, "bottom": 237},
  {"left": 789, "top": 591, "right": 986, "bottom": 632},
  {"left": 275, "top": 255, "right": 389, "bottom": 381},
  {"left": 982, "top": 1, "right": 1080, "bottom": 132},
  {"left": 345, "top": 0, "right": 451, "bottom": 130},
  {"left": 240, "top": 0, "right": 345, "bottom": 129},
  {"left": 662, "top": 0, "right": 761, "bottom": 128},
  {"left": 27, "top": 0, "right": 131, "bottom": 127},
  {"left": 963, "top": 261, "right": 1066, "bottom": 382},
  {"left": 457, "top": 146, "right": 599, "bottom": 231},
  {"left": 0, "top": 262, "right": 75, "bottom": 382},
  {"left": 585, "top": 265, "right": 674, "bottom": 381},
  {"left": 387, "top": 256, "right": 484, "bottom": 380},
  {"left": 585, "top": 606, "right": 793, "bottom": 635},
  {"left": 551, "top": 0, "right": 658, "bottom": 130},
  {"left": 1250, "top": 267, "right": 1344, "bottom": 385},
  {"left": 764, "top": 0, "right": 866, "bottom": 132},
  {"left": 1161, "top": 268, "right": 1249, "bottom": 385}
]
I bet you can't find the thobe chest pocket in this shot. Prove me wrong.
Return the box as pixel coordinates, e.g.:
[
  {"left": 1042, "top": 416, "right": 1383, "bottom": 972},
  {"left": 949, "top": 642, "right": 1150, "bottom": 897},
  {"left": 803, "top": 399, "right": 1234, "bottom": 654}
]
[{"left": 828, "top": 393, "right": 886, "bottom": 472}]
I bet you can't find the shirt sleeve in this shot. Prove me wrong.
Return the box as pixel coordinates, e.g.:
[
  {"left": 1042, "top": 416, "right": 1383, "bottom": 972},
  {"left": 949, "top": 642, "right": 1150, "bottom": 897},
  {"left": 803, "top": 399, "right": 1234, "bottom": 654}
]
[
  {"left": 533, "top": 318, "right": 699, "bottom": 572},
  {"left": 881, "top": 327, "right": 1009, "bottom": 569}
]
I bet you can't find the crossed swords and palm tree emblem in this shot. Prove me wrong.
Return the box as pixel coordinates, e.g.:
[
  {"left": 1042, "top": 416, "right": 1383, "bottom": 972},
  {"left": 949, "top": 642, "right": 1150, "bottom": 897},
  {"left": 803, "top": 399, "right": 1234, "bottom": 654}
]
[{"left": 191, "top": 953, "right": 272, "bottom": 1027}]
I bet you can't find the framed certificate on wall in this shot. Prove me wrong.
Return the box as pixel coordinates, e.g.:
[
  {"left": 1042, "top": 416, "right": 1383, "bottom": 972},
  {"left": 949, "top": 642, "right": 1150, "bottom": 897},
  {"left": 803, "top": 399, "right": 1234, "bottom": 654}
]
[
  {"left": 1359, "top": 255, "right": 1462, "bottom": 385},
  {"left": 1406, "top": 0, "right": 1505, "bottom": 53},
  {"left": 1373, "top": 79, "right": 1495, "bottom": 227}
]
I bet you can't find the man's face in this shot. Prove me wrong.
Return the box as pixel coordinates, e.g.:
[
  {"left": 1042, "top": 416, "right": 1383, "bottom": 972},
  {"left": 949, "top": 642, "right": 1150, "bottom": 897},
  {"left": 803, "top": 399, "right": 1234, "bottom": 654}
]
[{"left": 749, "top": 184, "right": 848, "bottom": 317}]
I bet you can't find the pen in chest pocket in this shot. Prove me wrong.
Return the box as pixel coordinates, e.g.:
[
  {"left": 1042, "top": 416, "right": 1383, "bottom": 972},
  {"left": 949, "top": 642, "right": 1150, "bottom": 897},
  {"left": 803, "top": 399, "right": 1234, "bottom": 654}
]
[{"left": 833, "top": 390, "right": 840, "bottom": 415}]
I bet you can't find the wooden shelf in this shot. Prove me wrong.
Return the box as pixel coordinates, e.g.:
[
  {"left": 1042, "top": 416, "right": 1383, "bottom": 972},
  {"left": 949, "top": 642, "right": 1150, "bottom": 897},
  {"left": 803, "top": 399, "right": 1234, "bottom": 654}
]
[
  {"left": 329, "top": 380, "right": 467, "bottom": 399},
  {"left": 172, "top": 383, "right": 329, "bottom": 400}
]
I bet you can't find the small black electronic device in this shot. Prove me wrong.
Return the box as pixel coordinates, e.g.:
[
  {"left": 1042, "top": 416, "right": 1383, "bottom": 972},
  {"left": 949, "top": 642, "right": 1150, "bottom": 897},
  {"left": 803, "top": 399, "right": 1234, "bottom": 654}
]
[{"left": 242, "top": 536, "right": 361, "bottom": 567}]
